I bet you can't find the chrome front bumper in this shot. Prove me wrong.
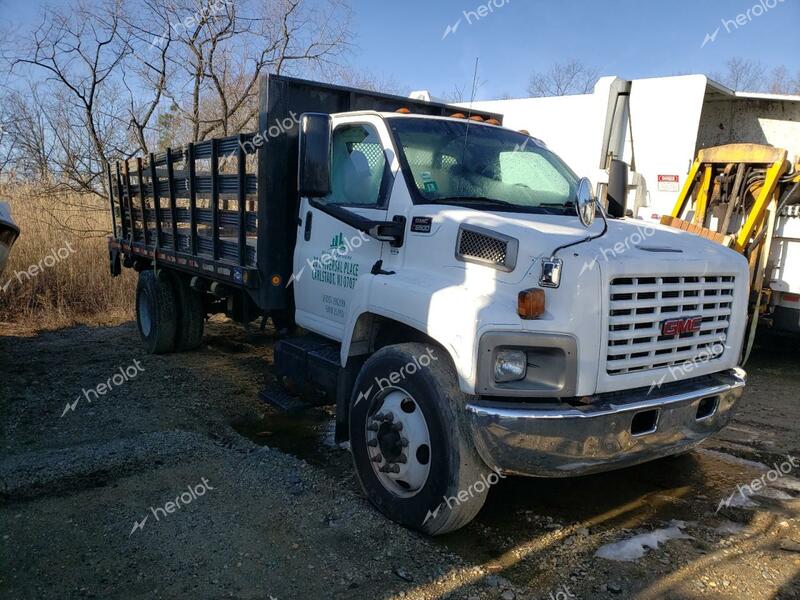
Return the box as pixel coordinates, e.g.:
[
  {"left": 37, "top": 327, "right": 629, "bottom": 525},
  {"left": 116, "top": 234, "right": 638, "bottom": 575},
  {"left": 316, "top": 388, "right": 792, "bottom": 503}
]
[{"left": 465, "top": 368, "right": 746, "bottom": 478}]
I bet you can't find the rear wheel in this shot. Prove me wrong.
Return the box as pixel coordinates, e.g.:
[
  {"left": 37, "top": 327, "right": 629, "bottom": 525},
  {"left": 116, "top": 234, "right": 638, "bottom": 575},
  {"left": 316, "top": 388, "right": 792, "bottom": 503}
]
[
  {"left": 349, "top": 343, "right": 492, "bottom": 535},
  {"left": 136, "top": 269, "right": 178, "bottom": 354},
  {"left": 170, "top": 273, "right": 205, "bottom": 351}
]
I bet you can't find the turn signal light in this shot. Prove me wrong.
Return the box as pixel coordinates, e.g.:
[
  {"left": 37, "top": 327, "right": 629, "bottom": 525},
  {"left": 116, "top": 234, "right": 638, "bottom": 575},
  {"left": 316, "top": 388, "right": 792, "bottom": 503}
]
[
  {"left": 486, "top": 118, "right": 501, "bottom": 126},
  {"left": 450, "top": 112, "right": 467, "bottom": 119},
  {"left": 518, "top": 288, "right": 545, "bottom": 320},
  {"left": 468, "top": 115, "right": 484, "bottom": 122},
  {"left": 395, "top": 107, "right": 411, "bottom": 114}
]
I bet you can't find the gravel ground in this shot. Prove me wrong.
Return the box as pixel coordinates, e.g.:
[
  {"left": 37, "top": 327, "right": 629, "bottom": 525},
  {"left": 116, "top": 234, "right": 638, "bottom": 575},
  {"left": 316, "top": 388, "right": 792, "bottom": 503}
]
[{"left": 1, "top": 319, "right": 799, "bottom": 599}]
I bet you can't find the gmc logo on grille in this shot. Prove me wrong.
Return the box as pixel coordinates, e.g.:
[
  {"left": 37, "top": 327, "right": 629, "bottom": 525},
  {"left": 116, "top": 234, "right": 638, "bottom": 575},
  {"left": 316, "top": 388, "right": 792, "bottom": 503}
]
[{"left": 661, "top": 316, "right": 703, "bottom": 336}]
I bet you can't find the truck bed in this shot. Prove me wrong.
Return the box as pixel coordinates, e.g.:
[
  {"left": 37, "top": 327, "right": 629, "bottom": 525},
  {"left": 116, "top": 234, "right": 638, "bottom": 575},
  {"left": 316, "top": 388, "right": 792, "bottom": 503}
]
[{"left": 108, "top": 74, "right": 502, "bottom": 314}]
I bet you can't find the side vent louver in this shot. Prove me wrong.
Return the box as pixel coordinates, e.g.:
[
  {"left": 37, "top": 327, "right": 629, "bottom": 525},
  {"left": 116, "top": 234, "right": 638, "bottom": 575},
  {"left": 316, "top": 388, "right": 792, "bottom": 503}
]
[{"left": 456, "top": 225, "right": 518, "bottom": 272}]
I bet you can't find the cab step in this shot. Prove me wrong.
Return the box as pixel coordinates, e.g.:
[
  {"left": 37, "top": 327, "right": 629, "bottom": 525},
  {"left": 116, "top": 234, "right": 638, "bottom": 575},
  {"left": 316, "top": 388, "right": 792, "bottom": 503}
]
[
  {"left": 258, "top": 334, "right": 342, "bottom": 413},
  {"left": 258, "top": 383, "right": 310, "bottom": 415}
]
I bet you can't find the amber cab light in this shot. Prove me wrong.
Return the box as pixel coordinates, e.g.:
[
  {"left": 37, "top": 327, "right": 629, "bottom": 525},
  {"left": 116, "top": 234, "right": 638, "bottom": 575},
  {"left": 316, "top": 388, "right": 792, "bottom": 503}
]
[{"left": 518, "top": 288, "right": 545, "bottom": 320}]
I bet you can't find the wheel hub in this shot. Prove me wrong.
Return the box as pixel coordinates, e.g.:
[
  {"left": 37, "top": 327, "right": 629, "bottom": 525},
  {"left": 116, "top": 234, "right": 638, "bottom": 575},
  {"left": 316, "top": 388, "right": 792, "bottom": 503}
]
[{"left": 365, "top": 390, "right": 431, "bottom": 497}]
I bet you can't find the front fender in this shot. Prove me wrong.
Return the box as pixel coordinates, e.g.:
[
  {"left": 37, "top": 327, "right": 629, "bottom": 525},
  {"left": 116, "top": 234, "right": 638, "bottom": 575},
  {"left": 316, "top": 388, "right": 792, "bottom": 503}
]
[{"left": 341, "top": 267, "right": 520, "bottom": 394}]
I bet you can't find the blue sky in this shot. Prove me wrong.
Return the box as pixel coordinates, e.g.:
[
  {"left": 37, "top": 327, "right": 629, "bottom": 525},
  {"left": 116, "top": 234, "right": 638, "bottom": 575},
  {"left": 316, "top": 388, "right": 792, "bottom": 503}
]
[
  {"left": 351, "top": 0, "right": 799, "bottom": 98},
  {"left": 5, "top": 0, "right": 799, "bottom": 99}
]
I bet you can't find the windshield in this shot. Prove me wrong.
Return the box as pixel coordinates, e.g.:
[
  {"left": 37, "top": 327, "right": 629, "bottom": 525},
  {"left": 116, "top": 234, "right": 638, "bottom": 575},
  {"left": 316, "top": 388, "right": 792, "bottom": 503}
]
[{"left": 387, "top": 117, "right": 579, "bottom": 214}]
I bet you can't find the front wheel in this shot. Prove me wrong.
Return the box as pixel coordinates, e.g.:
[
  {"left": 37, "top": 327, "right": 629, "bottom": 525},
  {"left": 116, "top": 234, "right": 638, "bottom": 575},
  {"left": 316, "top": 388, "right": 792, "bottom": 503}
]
[{"left": 349, "top": 343, "right": 493, "bottom": 535}]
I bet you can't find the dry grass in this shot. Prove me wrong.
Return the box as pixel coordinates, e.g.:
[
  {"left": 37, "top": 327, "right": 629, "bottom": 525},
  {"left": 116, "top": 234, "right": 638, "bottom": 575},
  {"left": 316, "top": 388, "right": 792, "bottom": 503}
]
[{"left": 0, "top": 184, "right": 136, "bottom": 329}]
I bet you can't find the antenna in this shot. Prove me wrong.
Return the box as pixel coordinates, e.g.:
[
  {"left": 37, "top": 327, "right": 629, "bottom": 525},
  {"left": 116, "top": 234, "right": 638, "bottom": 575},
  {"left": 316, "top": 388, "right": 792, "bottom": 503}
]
[{"left": 463, "top": 57, "right": 480, "bottom": 157}]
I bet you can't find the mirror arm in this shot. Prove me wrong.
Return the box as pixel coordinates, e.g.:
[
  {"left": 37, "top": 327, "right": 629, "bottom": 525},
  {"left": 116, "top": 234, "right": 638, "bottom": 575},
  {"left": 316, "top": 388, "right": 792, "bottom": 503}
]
[{"left": 308, "top": 199, "right": 405, "bottom": 246}]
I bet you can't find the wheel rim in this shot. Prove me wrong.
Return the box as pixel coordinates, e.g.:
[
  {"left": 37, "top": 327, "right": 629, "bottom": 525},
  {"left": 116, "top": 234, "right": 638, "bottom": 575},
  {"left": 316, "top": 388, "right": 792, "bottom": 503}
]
[
  {"left": 138, "top": 289, "right": 153, "bottom": 336},
  {"left": 365, "top": 388, "right": 432, "bottom": 498}
]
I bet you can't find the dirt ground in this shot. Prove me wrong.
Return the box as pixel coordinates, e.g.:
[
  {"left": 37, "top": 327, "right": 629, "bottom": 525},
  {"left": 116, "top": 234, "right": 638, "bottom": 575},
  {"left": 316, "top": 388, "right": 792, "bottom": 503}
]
[{"left": 1, "top": 318, "right": 799, "bottom": 600}]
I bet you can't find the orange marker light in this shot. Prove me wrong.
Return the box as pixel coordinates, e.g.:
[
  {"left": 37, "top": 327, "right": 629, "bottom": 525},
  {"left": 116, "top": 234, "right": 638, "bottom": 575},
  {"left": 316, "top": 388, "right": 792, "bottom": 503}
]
[
  {"left": 518, "top": 288, "right": 546, "bottom": 320},
  {"left": 468, "top": 115, "right": 484, "bottom": 122},
  {"left": 271, "top": 275, "right": 282, "bottom": 286},
  {"left": 486, "top": 118, "right": 501, "bottom": 126},
  {"left": 450, "top": 113, "right": 467, "bottom": 119},
  {"left": 396, "top": 107, "right": 411, "bottom": 114}
]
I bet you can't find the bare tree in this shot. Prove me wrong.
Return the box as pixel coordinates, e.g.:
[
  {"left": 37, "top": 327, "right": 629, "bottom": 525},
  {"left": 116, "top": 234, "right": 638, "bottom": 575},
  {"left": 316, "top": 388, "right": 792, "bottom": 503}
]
[
  {"left": 710, "top": 57, "right": 765, "bottom": 92},
  {"left": 766, "top": 65, "right": 800, "bottom": 95},
  {"left": 322, "top": 64, "right": 404, "bottom": 95},
  {"left": 157, "top": 0, "right": 352, "bottom": 141},
  {"left": 527, "top": 60, "right": 599, "bottom": 97},
  {"left": 10, "top": 1, "right": 131, "bottom": 194},
  {"left": 2, "top": 0, "right": 354, "bottom": 194}
]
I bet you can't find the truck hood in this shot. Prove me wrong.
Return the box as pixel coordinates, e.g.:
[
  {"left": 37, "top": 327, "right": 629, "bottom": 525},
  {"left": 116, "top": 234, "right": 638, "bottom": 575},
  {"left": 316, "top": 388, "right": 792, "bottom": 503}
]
[{"left": 448, "top": 209, "right": 742, "bottom": 280}]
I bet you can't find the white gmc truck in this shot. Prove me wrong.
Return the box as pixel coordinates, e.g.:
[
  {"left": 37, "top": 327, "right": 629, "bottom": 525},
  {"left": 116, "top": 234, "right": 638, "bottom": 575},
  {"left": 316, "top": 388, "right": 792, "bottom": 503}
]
[{"left": 108, "top": 75, "right": 748, "bottom": 535}]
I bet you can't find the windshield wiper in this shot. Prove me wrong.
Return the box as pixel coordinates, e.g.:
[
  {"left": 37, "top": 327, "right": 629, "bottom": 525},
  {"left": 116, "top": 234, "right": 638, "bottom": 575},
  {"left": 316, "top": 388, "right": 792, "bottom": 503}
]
[
  {"left": 432, "top": 196, "right": 516, "bottom": 207},
  {"left": 539, "top": 201, "right": 575, "bottom": 208}
]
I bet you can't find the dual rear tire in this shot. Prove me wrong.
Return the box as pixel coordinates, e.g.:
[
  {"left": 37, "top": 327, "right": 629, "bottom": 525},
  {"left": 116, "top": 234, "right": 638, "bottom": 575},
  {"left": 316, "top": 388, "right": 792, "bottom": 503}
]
[{"left": 136, "top": 270, "right": 205, "bottom": 354}]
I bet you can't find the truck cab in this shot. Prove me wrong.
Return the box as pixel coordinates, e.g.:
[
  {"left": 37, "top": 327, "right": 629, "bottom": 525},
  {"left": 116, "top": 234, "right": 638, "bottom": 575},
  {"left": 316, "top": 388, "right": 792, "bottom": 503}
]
[{"left": 108, "top": 75, "right": 748, "bottom": 535}]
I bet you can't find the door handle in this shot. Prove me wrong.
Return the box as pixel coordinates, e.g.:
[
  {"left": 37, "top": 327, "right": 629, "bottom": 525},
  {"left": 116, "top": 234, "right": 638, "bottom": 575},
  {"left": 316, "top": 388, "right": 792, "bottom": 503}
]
[{"left": 304, "top": 211, "right": 313, "bottom": 241}]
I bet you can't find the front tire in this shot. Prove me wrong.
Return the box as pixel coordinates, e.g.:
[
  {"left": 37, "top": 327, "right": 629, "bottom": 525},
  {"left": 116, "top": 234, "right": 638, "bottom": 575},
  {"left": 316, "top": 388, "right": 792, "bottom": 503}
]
[
  {"left": 136, "top": 269, "right": 178, "bottom": 354},
  {"left": 349, "top": 343, "right": 492, "bottom": 535}
]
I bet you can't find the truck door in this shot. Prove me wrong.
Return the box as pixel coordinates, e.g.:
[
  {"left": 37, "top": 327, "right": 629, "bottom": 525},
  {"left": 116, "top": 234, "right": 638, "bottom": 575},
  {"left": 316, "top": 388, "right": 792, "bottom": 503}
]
[{"left": 293, "top": 117, "right": 392, "bottom": 339}]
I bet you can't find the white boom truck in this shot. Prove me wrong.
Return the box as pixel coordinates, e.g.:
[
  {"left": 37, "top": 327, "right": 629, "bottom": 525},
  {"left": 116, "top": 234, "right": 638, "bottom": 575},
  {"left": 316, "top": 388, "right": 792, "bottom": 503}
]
[
  {"left": 108, "top": 75, "right": 748, "bottom": 535},
  {"left": 455, "top": 74, "right": 800, "bottom": 335}
]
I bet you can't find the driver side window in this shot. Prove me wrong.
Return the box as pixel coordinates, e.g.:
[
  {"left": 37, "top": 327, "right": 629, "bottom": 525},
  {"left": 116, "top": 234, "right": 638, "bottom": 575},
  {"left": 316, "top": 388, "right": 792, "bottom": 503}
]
[{"left": 327, "top": 123, "right": 388, "bottom": 207}]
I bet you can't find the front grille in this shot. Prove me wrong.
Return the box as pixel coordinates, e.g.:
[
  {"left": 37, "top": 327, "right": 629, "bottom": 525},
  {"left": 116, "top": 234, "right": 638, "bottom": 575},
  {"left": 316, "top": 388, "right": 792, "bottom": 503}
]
[
  {"left": 606, "top": 275, "right": 735, "bottom": 375},
  {"left": 456, "top": 225, "right": 518, "bottom": 272}
]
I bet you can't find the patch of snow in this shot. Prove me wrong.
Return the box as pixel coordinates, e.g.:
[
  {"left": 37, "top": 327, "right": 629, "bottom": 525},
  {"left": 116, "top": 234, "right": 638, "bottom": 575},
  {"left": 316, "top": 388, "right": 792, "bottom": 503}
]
[
  {"left": 752, "top": 487, "right": 793, "bottom": 501},
  {"left": 725, "top": 491, "right": 760, "bottom": 509},
  {"left": 698, "top": 449, "right": 768, "bottom": 471},
  {"left": 715, "top": 521, "right": 745, "bottom": 535},
  {"left": 772, "top": 477, "right": 800, "bottom": 493},
  {"left": 594, "top": 521, "right": 692, "bottom": 562}
]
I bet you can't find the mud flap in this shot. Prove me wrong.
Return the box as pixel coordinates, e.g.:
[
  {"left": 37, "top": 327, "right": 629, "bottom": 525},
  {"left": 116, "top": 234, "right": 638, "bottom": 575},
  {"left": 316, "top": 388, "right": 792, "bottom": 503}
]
[{"left": 109, "top": 246, "right": 121, "bottom": 277}]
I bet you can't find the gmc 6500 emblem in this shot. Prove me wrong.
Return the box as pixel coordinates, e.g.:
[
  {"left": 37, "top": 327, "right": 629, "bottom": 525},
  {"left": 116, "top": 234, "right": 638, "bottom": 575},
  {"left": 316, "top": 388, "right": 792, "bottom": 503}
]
[{"left": 661, "top": 316, "right": 703, "bottom": 336}]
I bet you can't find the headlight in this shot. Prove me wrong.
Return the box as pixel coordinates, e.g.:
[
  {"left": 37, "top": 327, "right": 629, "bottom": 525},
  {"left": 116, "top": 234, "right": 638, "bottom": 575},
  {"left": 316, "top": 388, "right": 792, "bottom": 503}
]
[{"left": 494, "top": 350, "right": 527, "bottom": 382}]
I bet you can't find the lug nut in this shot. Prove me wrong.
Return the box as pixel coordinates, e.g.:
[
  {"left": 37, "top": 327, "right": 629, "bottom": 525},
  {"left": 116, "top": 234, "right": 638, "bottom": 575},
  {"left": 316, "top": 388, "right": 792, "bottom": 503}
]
[
  {"left": 371, "top": 454, "right": 383, "bottom": 463},
  {"left": 400, "top": 437, "right": 409, "bottom": 447},
  {"left": 367, "top": 423, "right": 380, "bottom": 432},
  {"left": 395, "top": 454, "right": 407, "bottom": 464},
  {"left": 374, "top": 412, "right": 386, "bottom": 421},
  {"left": 380, "top": 464, "right": 400, "bottom": 474},
  {"left": 367, "top": 438, "right": 378, "bottom": 447},
  {"left": 391, "top": 422, "right": 403, "bottom": 432},
  {"left": 384, "top": 412, "right": 394, "bottom": 423}
]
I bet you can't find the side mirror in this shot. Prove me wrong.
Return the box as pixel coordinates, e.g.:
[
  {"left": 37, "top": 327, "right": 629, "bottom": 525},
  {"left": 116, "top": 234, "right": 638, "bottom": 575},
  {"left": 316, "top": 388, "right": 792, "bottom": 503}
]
[
  {"left": 298, "top": 113, "right": 332, "bottom": 198},
  {"left": 607, "top": 159, "right": 629, "bottom": 219},
  {"left": 575, "top": 177, "right": 597, "bottom": 228}
]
